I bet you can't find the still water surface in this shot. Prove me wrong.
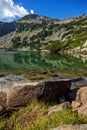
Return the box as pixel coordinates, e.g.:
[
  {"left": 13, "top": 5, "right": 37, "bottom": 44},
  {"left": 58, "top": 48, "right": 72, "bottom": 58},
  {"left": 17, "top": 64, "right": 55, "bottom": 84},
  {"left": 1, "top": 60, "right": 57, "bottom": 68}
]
[{"left": 0, "top": 51, "right": 87, "bottom": 79}]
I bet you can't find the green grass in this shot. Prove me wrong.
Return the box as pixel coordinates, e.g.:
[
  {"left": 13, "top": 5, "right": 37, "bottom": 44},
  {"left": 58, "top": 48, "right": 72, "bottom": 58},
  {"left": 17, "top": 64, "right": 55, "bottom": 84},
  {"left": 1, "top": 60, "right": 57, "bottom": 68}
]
[
  {"left": 0, "top": 121, "right": 5, "bottom": 130},
  {"left": 48, "top": 109, "right": 87, "bottom": 128},
  {"left": 0, "top": 100, "right": 87, "bottom": 130}
]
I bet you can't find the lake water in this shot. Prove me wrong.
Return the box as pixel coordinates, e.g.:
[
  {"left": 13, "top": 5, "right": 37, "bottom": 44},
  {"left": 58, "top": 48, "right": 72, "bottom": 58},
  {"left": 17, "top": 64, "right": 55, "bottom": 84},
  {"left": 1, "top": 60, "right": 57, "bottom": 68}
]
[{"left": 0, "top": 51, "right": 87, "bottom": 79}]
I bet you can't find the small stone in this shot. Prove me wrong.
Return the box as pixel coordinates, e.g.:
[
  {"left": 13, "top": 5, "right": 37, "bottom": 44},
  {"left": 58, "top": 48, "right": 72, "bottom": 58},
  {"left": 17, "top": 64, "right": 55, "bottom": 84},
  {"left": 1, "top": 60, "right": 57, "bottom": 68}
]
[
  {"left": 61, "top": 102, "right": 71, "bottom": 109},
  {"left": 71, "top": 101, "right": 81, "bottom": 110},
  {"left": 48, "top": 102, "right": 71, "bottom": 115},
  {"left": 51, "top": 124, "right": 87, "bottom": 130}
]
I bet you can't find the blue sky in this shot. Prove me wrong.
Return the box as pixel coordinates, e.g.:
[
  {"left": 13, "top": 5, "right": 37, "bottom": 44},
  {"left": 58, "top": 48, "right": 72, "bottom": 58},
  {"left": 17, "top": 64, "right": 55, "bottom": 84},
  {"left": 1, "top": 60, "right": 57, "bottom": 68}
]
[
  {"left": 14, "top": 0, "right": 87, "bottom": 19},
  {"left": 0, "top": 0, "right": 87, "bottom": 21}
]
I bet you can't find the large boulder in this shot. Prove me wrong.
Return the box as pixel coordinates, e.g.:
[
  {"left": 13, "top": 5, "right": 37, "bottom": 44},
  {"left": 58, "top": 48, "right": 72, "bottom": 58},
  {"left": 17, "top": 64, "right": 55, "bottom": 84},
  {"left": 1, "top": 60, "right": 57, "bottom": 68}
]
[{"left": 6, "top": 79, "right": 71, "bottom": 107}]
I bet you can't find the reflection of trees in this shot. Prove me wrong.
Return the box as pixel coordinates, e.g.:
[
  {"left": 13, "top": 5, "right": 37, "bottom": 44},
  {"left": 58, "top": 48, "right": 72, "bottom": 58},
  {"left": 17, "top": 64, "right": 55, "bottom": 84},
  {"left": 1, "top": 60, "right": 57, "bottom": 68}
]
[{"left": 0, "top": 51, "right": 87, "bottom": 76}]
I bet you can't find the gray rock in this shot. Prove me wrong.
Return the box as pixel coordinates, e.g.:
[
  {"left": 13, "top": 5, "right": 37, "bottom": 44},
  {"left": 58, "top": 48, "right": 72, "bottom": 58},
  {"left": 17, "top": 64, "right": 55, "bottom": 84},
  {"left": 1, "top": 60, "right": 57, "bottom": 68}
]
[
  {"left": 51, "top": 124, "right": 87, "bottom": 130},
  {"left": 0, "top": 75, "right": 29, "bottom": 94},
  {"left": 5, "top": 75, "right": 25, "bottom": 82},
  {"left": 48, "top": 102, "right": 71, "bottom": 115}
]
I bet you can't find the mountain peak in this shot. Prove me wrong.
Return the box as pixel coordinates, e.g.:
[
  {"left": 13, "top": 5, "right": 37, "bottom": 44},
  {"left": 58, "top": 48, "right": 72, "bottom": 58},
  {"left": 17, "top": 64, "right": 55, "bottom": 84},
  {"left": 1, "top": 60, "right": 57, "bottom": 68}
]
[{"left": 20, "top": 14, "right": 51, "bottom": 21}]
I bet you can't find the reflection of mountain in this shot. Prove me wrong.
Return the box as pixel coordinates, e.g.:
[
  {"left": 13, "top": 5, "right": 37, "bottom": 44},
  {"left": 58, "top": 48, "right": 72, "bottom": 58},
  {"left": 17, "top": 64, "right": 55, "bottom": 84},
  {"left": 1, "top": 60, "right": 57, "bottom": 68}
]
[{"left": 0, "top": 51, "right": 87, "bottom": 76}]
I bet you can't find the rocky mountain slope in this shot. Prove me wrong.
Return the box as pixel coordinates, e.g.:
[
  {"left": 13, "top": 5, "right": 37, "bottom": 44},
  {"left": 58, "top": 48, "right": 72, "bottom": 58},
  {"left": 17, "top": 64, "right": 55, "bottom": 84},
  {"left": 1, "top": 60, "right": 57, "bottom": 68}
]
[{"left": 0, "top": 14, "right": 87, "bottom": 52}]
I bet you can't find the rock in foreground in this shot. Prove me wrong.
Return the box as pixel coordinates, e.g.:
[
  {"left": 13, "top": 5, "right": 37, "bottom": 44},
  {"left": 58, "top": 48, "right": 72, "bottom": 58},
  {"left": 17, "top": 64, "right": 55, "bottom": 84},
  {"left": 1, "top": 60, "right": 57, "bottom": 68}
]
[
  {"left": 6, "top": 79, "right": 71, "bottom": 107},
  {"left": 66, "top": 86, "right": 87, "bottom": 116},
  {"left": 76, "top": 87, "right": 87, "bottom": 116},
  {"left": 76, "top": 87, "right": 87, "bottom": 105},
  {"left": 48, "top": 102, "right": 71, "bottom": 115},
  {"left": 51, "top": 124, "right": 87, "bottom": 130}
]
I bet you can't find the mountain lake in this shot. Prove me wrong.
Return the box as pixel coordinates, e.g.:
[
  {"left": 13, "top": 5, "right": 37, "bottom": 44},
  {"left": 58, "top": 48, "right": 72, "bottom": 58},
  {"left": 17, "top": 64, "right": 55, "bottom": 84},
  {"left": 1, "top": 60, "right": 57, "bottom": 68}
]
[{"left": 0, "top": 51, "right": 87, "bottom": 80}]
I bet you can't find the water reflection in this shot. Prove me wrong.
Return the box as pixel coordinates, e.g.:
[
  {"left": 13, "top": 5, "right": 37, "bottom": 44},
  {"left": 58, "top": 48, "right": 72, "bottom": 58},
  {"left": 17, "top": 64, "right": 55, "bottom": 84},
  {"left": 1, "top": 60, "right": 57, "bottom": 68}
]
[{"left": 0, "top": 51, "right": 87, "bottom": 77}]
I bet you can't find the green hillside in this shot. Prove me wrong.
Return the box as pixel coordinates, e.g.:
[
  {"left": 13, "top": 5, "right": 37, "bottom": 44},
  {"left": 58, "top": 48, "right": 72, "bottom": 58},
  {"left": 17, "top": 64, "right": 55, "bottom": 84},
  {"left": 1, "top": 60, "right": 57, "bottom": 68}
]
[{"left": 0, "top": 14, "right": 87, "bottom": 53}]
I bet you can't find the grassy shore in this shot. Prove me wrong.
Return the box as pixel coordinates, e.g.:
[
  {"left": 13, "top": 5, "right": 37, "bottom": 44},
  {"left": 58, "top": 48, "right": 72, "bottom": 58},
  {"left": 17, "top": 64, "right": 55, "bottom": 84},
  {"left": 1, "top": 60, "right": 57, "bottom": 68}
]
[{"left": 0, "top": 100, "right": 87, "bottom": 130}]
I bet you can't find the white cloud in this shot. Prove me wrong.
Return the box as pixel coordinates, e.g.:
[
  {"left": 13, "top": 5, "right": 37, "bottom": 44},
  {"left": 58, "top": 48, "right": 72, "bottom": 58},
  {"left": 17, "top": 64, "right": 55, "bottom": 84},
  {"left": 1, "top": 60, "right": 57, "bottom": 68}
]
[
  {"left": 0, "top": 0, "right": 29, "bottom": 21},
  {"left": 30, "top": 9, "right": 34, "bottom": 14}
]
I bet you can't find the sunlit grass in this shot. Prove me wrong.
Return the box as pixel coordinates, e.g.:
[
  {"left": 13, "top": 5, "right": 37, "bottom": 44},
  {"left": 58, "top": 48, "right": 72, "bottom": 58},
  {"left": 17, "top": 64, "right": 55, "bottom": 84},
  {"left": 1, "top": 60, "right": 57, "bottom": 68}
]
[{"left": 0, "top": 101, "right": 87, "bottom": 130}]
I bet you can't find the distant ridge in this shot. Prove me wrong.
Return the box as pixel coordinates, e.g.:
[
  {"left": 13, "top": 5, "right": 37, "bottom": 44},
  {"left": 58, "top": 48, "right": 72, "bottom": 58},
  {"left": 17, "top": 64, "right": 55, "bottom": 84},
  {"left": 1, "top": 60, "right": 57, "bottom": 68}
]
[{"left": 0, "top": 13, "right": 87, "bottom": 53}]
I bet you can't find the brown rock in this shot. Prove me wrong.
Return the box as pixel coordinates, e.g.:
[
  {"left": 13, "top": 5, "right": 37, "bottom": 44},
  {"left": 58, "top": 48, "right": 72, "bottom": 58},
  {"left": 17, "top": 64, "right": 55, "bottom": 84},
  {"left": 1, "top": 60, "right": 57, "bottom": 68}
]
[
  {"left": 76, "top": 86, "right": 87, "bottom": 105},
  {"left": 78, "top": 103, "right": 87, "bottom": 116},
  {"left": 71, "top": 101, "right": 81, "bottom": 110},
  {"left": 66, "top": 86, "right": 87, "bottom": 117},
  {"left": 7, "top": 82, "right": 43, "bottom": 107},
  {"left": 6, "top": 79, "right": 71, "bottom": 107}
]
